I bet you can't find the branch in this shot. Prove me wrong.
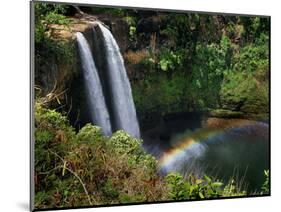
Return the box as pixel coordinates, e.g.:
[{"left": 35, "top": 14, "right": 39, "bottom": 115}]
[{"left": 48, "top": 150, "right": 94, "bottom": 205}]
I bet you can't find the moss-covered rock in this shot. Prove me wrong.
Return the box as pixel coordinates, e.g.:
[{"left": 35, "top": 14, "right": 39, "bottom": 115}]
[
  {"left": 220, "top": 70, "right": 269, "bottom": 119},
  {"left": 208, "top": 109, "right": 244, "bottom": 118}
]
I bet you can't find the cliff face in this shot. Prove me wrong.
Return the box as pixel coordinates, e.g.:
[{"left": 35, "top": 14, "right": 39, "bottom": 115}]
[
  {"left": 35, "top": 11, "right": 269, "bottom": 124},
  {"left": 34, "top": 16, "right": 92, "bottom": 96},
  {"left": 35, "top": 14, "right": 130, "bottom": 97}
]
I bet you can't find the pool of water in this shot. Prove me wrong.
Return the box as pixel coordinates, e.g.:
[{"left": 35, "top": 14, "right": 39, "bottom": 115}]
[{"left": 141, "top": 113, "right": 269, "bottom": 192}]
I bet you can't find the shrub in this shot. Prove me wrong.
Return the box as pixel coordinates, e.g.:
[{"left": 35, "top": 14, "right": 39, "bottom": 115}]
[
  {"left": 191, "top": 35, "right": 234, "bottom": 108},
  {"left": 232, "top": 41, "right": 269, "bottom": 73},
  {"left": 260, "top": 170, "right": 269, "bottom": 195},
  {"left": 222, "top": 179, "right": 246, "bottom": 197},
  {"left": 165, "top": 173, "right": 225, "bottom": 200},
  {"left": 34, "top": 2, "right": 74, "bottom": 85},
  {"left": 220, "top": 37, "right": 269, "bottom": 114},
  {"left": 76, "top": 123, "right": 104, "bottom": 146},
  {"left": 108, "top": 130, "right": 142, "bottom": 155},
  {"left": 44, "top": 12, "right": 70, "bottom": 25},
  {"left": 34, "top": 2, "right": 70, "bottom": 43},
  {"left": 158, "top": 49, "right": 183, "bottom": 72},
  {"left": 165, "top": 172, "right": 248, "bottom": 201},
  {"left": 123, "top": 16, "right": 137, "bottom": 42},
  {"left": 34, "top": 104, "right": 167, "bottom": 209}
]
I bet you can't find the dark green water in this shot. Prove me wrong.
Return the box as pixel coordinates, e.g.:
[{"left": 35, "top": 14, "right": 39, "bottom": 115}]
[{"left": 142, "top": 113, "right": 269, "bottom": 192}]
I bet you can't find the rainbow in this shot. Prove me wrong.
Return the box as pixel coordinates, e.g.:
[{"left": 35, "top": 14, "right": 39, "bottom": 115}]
[{"left": 159, "top": 118, "right": 268, "bottom": 171}]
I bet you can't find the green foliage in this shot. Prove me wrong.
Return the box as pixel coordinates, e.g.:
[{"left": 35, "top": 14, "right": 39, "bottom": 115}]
[
  {"left": 34, "top": 2, "right": 74, "bottom": 70},
  {"left": 34, "top": 103, "right": 167, "bottom": 209},
  {"left": 222, "top": 179, "right": 246, "bottom": 197},
  {"left": 139, "top": 56, "right": 156, "bottom": 72},
  {"left": 161, "top": 13, "right": 199, "bottom": 48},
  {"left": 129, "top": 26, "right": 137, "bottom": 41},
  {"left": 132, "top": 24, "right": 269, "bottom": 116},
  {"left": 36, "top": 106, "right": 68, "bottom": 128},
  {"left": 240, "top": 16, "right": 270, "bottom": 43},
  {"left": 124, "top": 16, "right": 137, "bottom": 26},
  {"left": 165, "top": 173, "right": 227, "bottom": 200},
  {"left": 261, "top": 170, "right": 269, "bottom": 195},
  {"left": 101, "top": 179, "right": 119, "bottom": 200},
  {"left": 157, "top": 14, "right": 196, "bottom": 74},
  {"left": 123, "top": 16, "right": 137, "bottom": 43},
  {"left": 191, "top": 35, "right": 233, "bottom": 107},
  {"left": 34, "top": 3, "right": 69, "bottom": 16},
  {"left": 165, "top": 173, "right": 189, "bottom": 200},
  {"left": 232, "top": 40, "right": 269, "bottom": 73},
  {"left": 108, "top": 130, "right": 157, "bottom": 173},
  {"left": 44, "top": 12, "right": 70, "bottom": 25},
  {"left": 165, "top": 172, "right": 249, "bottom": 201},
  {"left": 129, "top": 13, "right": 269, "bottom": 117},
  {"left": 34, "top": 2, "right": 70, "bottom": 43},
  {"left": 158, "top": 49, "right": 183, "bottom": 72},
  {"left": 76, "top": 124, "right": 103, "bottom": 145},
  {"left": 220, "top": 35, "right": 269, "bottom": 114},
  {"left": 132, "top": 74, "right": 190, "bottom": 121},
  {"left": 108, "top": 130, "right": 142, "bottom": 155},
  {"left": 35, "top": 129, "right": 54, "bottom": 143},
  {"left": 35, "top": 102, "right": 76, "bottom": 154}
]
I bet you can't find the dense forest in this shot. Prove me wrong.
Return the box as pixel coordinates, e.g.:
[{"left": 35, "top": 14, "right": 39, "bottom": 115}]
[{"left": 33, "top": 2, "right": 270, "bottom": 210}]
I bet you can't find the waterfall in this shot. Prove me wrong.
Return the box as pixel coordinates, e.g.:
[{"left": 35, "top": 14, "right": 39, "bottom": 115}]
[
  {"left": 76, "top": 32, "right": 112, "bottom": 135},
  {"left": 95, "top": 23, "right": 141, "bottom": 138}
]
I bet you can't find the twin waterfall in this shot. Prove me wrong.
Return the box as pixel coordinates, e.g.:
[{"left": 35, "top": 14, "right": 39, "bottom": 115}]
[{"left": 76, "top": 23, "right": 140, "bottom": 138}]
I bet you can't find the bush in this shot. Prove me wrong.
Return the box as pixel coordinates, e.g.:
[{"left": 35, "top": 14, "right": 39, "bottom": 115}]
[
  {"left": 108, "top": 130, "right": 158, "bottom": 176},
  {"left": 220, "top": 37, "right": 269, "bottom": 115},
  {"left": 165, "top": 173, "right": 225, "bottom": 200},
  {"left": 34, "top": 2, "right": 70, "bottom": 43},
  {"left": 108, "top": 130, "right": 142, "bottom": 156},
  {"left": 76, "top": 123, "right": 104, "bottom": 145},
  {"left": 35, "top": 102, "right": 76, "bottom": 166},
  {"left": 158, "top": 49, "right": 183, "bottom": 72},
  {"left": 132, "top": 74, "right": 190, "bottom": 120},
  {"left": 191, "top": 35, "right": 233, "bottom": 107},
  {"left": 34, "top": 2, "right": 74, "bottom": 75},
  {"left": 34, "top": 104, "right": 167, "bottom": 209},
  {"left": 44, "top": 12, "right": 70, "bottom": 25},
  {"left": 165, "top": 172, "right": 247, "bottom": 201},
  {"left": 260, "top": 170, "right": 269, "bottom": 195},
  {"left": 232, "top": 39, "right": 269, "bottom": 73}
]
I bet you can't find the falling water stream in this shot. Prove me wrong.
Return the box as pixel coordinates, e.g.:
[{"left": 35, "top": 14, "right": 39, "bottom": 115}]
[
  {"left": 95, "top": 23, "right": 140, "bottom": 138},
  {"left": 76, "top": 32, "right": 112, "bottom": 135}
]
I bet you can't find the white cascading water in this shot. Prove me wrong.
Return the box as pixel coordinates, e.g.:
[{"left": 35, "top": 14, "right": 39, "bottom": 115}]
[
  {"left": 96, "top": 23, "right": 140, "bottom": 138},
  {"left": 76, "top": 32, "right": 112, "bottom": 135}
]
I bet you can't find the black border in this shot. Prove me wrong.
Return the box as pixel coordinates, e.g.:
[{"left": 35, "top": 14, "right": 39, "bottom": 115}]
[{"left": 30, "top": 0, "right": 271, "bottom": 211}]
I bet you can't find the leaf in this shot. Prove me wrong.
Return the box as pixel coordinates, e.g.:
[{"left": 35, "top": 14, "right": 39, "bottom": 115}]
[
  {"left": 196, "top": 179, "right": 203, "bottom": 184},
  {"left": 204, "top": 175, "right": 211, "bottom": 183},
  {"left": 159, "top": 60, "right": 168, "bottom": 71},
  {"left": 212, "top": 182, "right": 223, "bottom": 187},
  {"left": 199, "top": 192, "right": 204, "bottom": 199},
  {"left": 189, "top": 185, "right": 195, "bottom": 193},
  {"left": 62, "top": 161, "right": 67, "bottom": 176}
]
